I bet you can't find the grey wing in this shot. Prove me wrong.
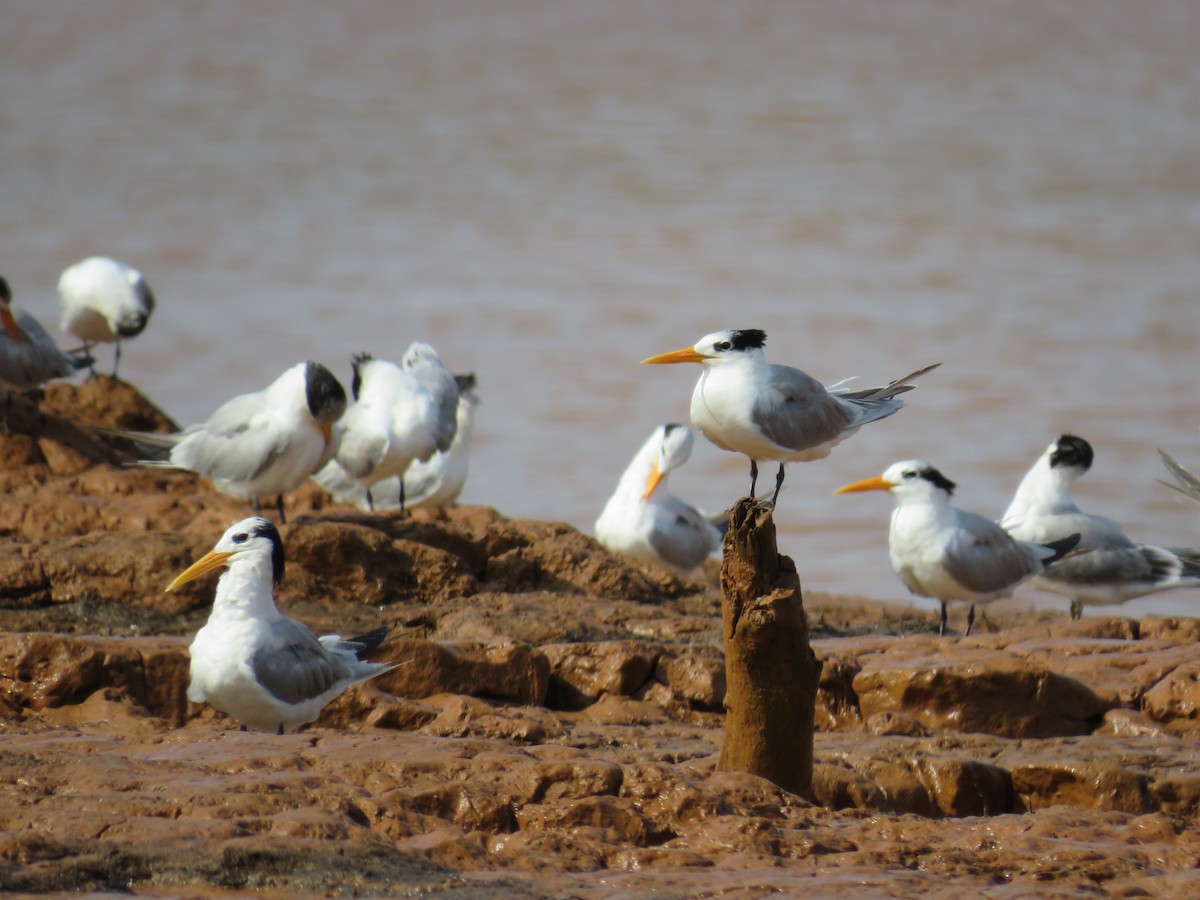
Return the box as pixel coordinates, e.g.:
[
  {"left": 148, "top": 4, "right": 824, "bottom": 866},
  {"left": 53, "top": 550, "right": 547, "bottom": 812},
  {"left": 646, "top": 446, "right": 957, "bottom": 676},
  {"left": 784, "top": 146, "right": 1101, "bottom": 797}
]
[
  {"left": 751, "top": 365, "right": 853, "bottom": 452},
  {"left": 1008, "top": 507, "right": 1135, "bottom": 549},
  {"left": 835, "top": 363, "right": 941, "bottom": 401},
  {"left": 1167, "top": 547, "right": 1200, "bottom": 579},
  {"left": 647, "top": 510, "right": 720, "bottom": 570},
  {"left": 408, "top": 358, "right": 459, "bottom": 452},
  {"left": 942, "top": 511, "right": 1037, "bottom": 595},
  {"left": 173, "top": 397, "right": 292, "bottom": 483},
  {"left": 830, "top": 364, "right": 939, "bottom": 429},
  {"left": 203, "top": 392, "right": 271, "bottom": 437},
  {"left": 251, "top": 620, "right": 352, "bottom": 706},
  {"left": 1044, "top": 545, "right": 1178, "bottom": 587},
  {"left": 431, "top": 378, "right": 460, "bottom": 452},
  {"left": 8, "top": 312, "right": 76, "bottom": 382}
]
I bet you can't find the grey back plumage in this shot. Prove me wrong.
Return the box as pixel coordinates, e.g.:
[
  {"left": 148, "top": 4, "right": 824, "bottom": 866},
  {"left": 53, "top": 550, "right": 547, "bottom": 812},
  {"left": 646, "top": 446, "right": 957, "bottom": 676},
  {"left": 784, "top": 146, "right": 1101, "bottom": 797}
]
[
  {"left": 751, "top": 366, "right": 854, "bottom": 451},
  {"left": 252, "top": 624, "right": 350, "bottom": 706},
  {"left": 403, "top": 343, "right": 459, "bottom": 452},
  {"left": 646, "top": 498, "right": 723, "bottom": 570},
  {"left": 1046, "top": 543, "right": 1200, "bottom": 589},
  {"left": 939, "top": 509, "right": 1045, "bottom": 595},
  {"left": 0, "top": 277, "right": 81, "bottom": 387},
  {"left": 251, "top": 619, "right": 388, "bottom": 706},
  {"left": 172, "top": 395, "right": 294, "bottom": 483}
]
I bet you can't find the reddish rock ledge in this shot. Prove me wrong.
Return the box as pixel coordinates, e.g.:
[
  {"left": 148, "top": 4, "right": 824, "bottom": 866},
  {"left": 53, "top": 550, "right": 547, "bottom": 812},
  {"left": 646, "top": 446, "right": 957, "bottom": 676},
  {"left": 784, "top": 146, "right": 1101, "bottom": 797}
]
[{"left": 1, "top": 379, "right": 1199, "bottom": 897}]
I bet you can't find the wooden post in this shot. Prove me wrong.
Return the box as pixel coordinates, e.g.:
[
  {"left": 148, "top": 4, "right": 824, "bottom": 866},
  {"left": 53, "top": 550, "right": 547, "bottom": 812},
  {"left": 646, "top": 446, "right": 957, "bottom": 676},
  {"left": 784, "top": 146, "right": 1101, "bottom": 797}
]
[{"left": 716, "top": 497, "right": 822, "bottom": 799}]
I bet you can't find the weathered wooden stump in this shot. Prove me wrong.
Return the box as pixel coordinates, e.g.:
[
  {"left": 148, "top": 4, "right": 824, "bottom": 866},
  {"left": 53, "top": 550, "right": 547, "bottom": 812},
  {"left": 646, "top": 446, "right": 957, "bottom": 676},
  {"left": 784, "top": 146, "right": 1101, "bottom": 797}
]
[{"left": 716, "top": 497, "right": 822, "bottom": 799}]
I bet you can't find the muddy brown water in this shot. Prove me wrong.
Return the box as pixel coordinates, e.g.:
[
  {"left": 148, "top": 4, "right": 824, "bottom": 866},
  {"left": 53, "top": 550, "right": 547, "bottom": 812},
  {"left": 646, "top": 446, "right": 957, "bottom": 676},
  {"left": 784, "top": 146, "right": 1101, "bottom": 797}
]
[{"left": 4, "top": 0, "right": 1200, "bottom": 612}]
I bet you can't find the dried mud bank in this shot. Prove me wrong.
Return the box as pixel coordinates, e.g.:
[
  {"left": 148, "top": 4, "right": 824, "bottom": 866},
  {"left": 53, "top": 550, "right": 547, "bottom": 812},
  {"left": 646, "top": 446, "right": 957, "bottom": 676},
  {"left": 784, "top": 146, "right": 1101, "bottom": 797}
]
[{"left": 0, "top": 380, "right": 1199, "bottom": 897}]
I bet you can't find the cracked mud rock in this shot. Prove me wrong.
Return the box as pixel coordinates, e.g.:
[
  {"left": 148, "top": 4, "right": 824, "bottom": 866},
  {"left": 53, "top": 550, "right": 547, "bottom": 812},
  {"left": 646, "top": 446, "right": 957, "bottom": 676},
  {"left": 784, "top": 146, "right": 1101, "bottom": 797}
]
[{"left": 1, "top": 380, "right": 1199, "bottom": 897}]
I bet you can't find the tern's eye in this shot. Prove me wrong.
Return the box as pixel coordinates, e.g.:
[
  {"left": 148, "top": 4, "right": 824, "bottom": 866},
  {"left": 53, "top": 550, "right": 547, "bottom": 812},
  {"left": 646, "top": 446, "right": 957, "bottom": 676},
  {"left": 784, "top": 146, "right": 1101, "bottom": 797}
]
[
  {"left": 714, "top": 340, "right": 731, "bottom": 351},
  {"left": 901, "top": 470, "right": 916, "bottom": 480},
  {"left": 232, "top": 532, "right": 249, "bottom": 544}
]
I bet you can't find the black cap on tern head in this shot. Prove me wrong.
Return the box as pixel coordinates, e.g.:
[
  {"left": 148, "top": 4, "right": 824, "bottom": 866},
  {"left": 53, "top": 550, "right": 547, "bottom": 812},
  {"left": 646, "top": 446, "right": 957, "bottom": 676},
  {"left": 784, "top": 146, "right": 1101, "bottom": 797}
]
[
  {"left": 249, "top": 517, "right": 286, "bottom": 586},
  {"left": 0, "top": 276, "right": 10, "bottom": 303},
  {"left": 727, "top": 329, "right": 767, "bottom": 351},
  {"left": 918, "top": 465, "right": 956, "bottom": 496},
  {"left": 1049, "top": 434, "right": 1093, "bottom": 472},
  {"left": 304, "top": 361, "right": 348, "bottom": 424}
]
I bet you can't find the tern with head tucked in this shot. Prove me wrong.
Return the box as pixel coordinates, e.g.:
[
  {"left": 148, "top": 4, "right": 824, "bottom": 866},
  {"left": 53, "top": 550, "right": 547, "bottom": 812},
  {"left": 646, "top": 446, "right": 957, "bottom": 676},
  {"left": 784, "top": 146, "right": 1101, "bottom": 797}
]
[
  {"left": 315, "top": 343, "right": 457, "bottom": 511},
  {"left": 1002, "top": 435, "right": 1200, "bottom": 619},
  {"left": 128, "top": 361, "right": 346, "bottom": 522},
  {"left": 595, "top": 423, "right": 725, "bottom": 570},
  {"left": 401, "top": 341, "right": 459, "bottom": 455},
  {"left": 643, "top": 329, "right": 938, "bottom": 506},
  {"left": 838, "top": 460, "right": 1080, "bottom": 636},
  {"left": 316, "top": 373, "right": 479, "bottom": 511},
  {"left": 0, "top": 275, "right": 87, "bottom": 388},
  {"left": 57, "top": 256, "right": 156, "bottom": 378},
  {"left": 167, "top": 517, "right": 395, "bottom": 734}
]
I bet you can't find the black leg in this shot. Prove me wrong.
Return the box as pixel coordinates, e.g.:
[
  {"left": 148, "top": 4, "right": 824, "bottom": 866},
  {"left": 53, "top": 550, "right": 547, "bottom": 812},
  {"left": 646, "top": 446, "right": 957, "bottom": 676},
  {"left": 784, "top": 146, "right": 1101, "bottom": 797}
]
[
  {"left": 749, "top": 459, "right": 759, "bottom": 498},
  {"left": 252, "top": 496, "right": 262, "bottom": 515},
  {"left": 964, "top": 604, "right": 976, "bottom": 638},
  {"left": 1069, "top": 597, "right": 1082, "bottom": 620},
  {"left": 769, "top": 464, "right": 786, "bottom": 507},
  {"left": 367, "top": 488, "right": 375, "bottom": 512},
  {"left": 277, "top": 723, "right": 284, "bottom": 736},
  {"left": 112, "top": 341, "right": 122, "bottom": 380},
  {"left": 399, "top": 479, "right": 407, "bottom": 514},
  {"left": 939, "top": 602, "right": 947, "bottom": 637},
  {"left": 276, "top": 494, "right": 286, "bottom": 525},
  {"left": 240, "top": 724, "right": 247, "bottom": 732}
]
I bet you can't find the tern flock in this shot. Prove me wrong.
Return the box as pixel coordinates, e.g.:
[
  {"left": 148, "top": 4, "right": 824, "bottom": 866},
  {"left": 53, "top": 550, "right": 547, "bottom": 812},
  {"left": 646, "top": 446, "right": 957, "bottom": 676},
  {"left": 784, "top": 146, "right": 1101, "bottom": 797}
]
[{"left": 5, "top": 261, "right": 1200, "bottom": 723}]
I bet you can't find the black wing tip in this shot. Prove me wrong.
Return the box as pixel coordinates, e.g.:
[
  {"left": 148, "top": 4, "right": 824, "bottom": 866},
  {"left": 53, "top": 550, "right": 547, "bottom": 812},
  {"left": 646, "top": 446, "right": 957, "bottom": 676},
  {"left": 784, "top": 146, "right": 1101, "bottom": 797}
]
[
  {"left": 1042, "top": 532, "right": 1082, "bottom": 564},
  {"left": 345, "top": 624, "right": 389, "bottom": 658}
]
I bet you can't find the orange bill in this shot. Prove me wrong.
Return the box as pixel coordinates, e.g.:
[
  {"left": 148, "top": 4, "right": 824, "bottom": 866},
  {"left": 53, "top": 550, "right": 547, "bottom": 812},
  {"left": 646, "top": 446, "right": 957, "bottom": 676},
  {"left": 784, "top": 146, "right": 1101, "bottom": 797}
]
[
  {"left": 834, "top": 475, "right": 894, "bottom": 495},
  {"left": 642, "top": 347, "right": 706, "bottom": 365},
  {"left": 642, "top": 463, "right": 665, "bottom": 500},
  {"left": 165, "top": 549, "right": 233, "bottom": 592}
]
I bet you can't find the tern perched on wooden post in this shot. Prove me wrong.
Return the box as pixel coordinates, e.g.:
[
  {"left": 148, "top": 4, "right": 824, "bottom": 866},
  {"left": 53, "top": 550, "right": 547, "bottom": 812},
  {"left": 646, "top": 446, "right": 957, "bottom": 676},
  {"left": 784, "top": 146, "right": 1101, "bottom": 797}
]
[{"left": 643, "top": 328, "right": 938, "bottom": 507}]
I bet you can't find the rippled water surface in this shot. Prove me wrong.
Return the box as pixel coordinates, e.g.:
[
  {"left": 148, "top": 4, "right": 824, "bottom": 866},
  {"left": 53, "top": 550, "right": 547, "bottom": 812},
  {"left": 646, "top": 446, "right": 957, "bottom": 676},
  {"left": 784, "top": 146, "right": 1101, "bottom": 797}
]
[{"left": 5, "top": 0, "right": 1200, "bottom": 612}]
